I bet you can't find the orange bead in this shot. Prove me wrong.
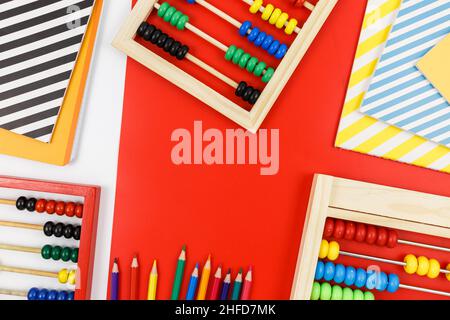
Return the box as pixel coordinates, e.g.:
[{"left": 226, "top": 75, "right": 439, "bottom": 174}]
[
  {"left": 35, "top": 199, "right": 47, "bottom": 213},
  {"left": 75, "top": 204, "right": 83, "bottom": 218},
  {"left": 365, "top": 225, "right": 377, "bottom": 245},
  {"left": 45, "top": 200, "right": 56, "bottom": 214},
  {"left": 55, "top": 202, "right": 65, "bottom": 216},
  {"left": 65, "top": 202, "right": 75, "bottom": 217}
]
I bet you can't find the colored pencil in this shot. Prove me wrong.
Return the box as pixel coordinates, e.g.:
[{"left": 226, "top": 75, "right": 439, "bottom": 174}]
[
  {"left": 186, "top": 263, "right": 199, "bottom": 300},
  {"left": 196, "top": 255, "right": 211, "bottom": 300},
  {"left": 111, "top": 258, "right": 119, "bottom": 300},
  {"left": 171, "top": 245, "right": 186, "bottom": 300},
  {"left": 208, "top": 265, "right": 222, "bottom": 300},
  {"left": 220, "top": 269, "right": 231, "bottom": 300},
  {"left": 147, "top": 260, "right": 158, "bottom": 300},
  {"left": 130, "top": 255, "right": 139, "bottom": 300},
  {"left": 240, "top": 267, "right": 252, "bottom": 300},
  {"left": 231, "top": 268, "right": 243, "bottom": 300}
]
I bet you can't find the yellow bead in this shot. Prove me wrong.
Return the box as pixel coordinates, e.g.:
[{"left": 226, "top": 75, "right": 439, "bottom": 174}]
[
  {"left": 269, "top": 8, "right": 282, "bottom": 25},
  {"left": 319, "top": 239, "right": 329, "bottom": 259},
  {"left": 58, "top": 269, "right": 69, "bottom": 284},
  {"left": 250, "top": 0, "right": 263, "bottom": 14},
  {"left": 285, "top": 19, "right": 298, "bottom": 35},
  {"left": 416, "top": 256, "right": 429, "bottom": 276},
  {"left": 261, "top": 4, "right": 274, "bottom": 20},
  {"left": 276, "top": 12, "right": 289, "bottom": 29},
  {"left": 327, "top": 241, "right": 340, "bottom": 261},
  {"left": 68, "top": 269, "right": 77, "bottom": 285},
  {"left": 427, "top": 259, "right": 440, "bottom": 279},
  {"left": 446, "top": 264, "right": 450, "bottom": 281},
  {"left": 403, "top": 254, "right": 418, "bottom": 274}
]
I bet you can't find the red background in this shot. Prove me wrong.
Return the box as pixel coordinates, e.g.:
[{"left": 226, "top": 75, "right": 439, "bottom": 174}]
[{"left": 108, "top": 0, "right": 450, "bottom": 300}]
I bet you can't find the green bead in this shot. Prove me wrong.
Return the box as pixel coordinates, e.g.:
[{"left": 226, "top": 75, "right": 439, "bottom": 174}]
[
  {"left": 70, "top": 248, "right": 79, "bottom": 263},
  {"left": 319, "top": 282, "right": 332, "bottom": 300},
  {"left": 364, "top": 291, "right": 375, "bottom": 300},
  {"left": 310, "top": 282, "right": 321, "bottom": 300},
  {"left": 225, "top": 45, "right": 237, "bottom": 61},
  {"left": 246, "top": 57, "right": 258, "bottom": 72},
  {"left": 177, "top": 15, "right": 189, "bottom": 30},
  {"left": 342, "top": 287, "right": 353, "bottom": 300},
  {"left": 163, "top": 6, "right": 176, "bottom": 22},
  {"left": 51, "top": 246, "right": 62, "bottom": 261},
  {"left": 232, "top": 48, "right": 244, "bottom": 64},
  {"left": 41, "top": 245, "right": 52, "bottom": 260},
  {"left": 331, "top": 285, "right": 343, "bottom": 300},
  {"left": 238, "top": 53, "right": 251, "bottom": 68},
  {"left": 353, "top": 289, "right": 364, "bottom": 300},
  {"left": 158, "top": 2, "right": 170, "bottom": 17},
  {"left": 61, "top": 247, "right": 72, "bottom": 262},
  {"left": 170, "top": 10, "right": 182, "bottom": 26},
  {"left": 262, "top": 67, "right": 275, "bottom": 83},
  {"left": 253, "top": 61, "right": 266, "bottom": 77}
]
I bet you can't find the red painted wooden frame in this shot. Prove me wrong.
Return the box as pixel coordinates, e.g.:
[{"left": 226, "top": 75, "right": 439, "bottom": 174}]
[{"left": 0, "top": 176, "right": 101, "bottom": 300}]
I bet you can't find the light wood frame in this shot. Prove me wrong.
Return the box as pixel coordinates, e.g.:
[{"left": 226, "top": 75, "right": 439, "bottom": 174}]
[
  {"left": 291, "top": 174, "right": 450, "bottom": 300},
  {"left": 113, "top": 0, "right": 337, "bottom": 132}
]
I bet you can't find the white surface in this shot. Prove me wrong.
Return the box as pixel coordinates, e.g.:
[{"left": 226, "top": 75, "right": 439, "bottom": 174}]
[{"left": 0, "top": 0, "right": 130, "bottom": 300}]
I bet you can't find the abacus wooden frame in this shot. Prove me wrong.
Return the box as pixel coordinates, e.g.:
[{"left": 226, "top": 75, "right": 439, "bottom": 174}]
[
  {"left": 0, "top": 176, "right": 101, "bottom": 300},
  {"left": 112, "top": 0, "right": 337, "bottom": 132},
  {"left": 291, "top": 174, "right": 450, "bottom": 300}
]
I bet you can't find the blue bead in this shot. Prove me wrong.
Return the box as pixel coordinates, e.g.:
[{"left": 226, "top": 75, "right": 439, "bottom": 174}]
[
  {"left": 68, "top": 291, "right": 75, "bottom": 301},
  {"left": 248, "top": 27, "right": 260, "bottom": 42},
  {"left": 387, "top": 274, "right": 400, "bottom": 293},
  {"left": 344, "top": 266, "right": 356, "bottom": 286},
  {"left": 57, "top": 291, "right": 68, "bottom": 301},
  {"left": 186, "top": 0, "right": 196, "bottom": 3},
  {"left": 47, "top": 290, "right": 58, "bottom": 301},
  {"left": 254, "top": 32, "right": 266, "bottom": 47},
  {"left": 354, "top": 268, "right": 367, "bottom": 288},
  {"left": 27, "top": 288, "right": 39, "bottom": 300},
  {"left": 315, "top": 261, "right": 325, "bottom": 280},
  {"left": 333, "top": 264, "right": 346, "bottom": 284},
  {"left": 376, "top": 272, "right": 388, "bottom": 291},
  {"left": 268, "top": 40, "right": 280, "bottom": 55},
  {"left": 261, "top": 35, "right": 274, "bottom": 50},
  {"left": 323, "top": 262, "right": 335, "bottom": 281},
  {"left": 37, "top": 289, "right": 49, "bottom": 300},
  {"left": 275, "top": 44, "right": 288, "bottom": 59},
  {"left": 239, "top": 21, "right": 252, "bottom": 37},
  {"left": 366, "top": 270, "right": 377, "bottom": 290}
]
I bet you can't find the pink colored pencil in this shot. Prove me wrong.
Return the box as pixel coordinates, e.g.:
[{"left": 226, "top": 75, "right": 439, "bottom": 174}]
[
  {"left": 208, "top": 265, "right": 222, "bottom": 300},
  {"left": 240, "top": 267, "right": 252, "bottom": 300}
]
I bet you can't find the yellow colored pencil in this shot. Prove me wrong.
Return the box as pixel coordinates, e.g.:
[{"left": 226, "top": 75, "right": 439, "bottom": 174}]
[
  {"left": 196, "top": 255, "right": 211, "bottom": 300},
  {"left": 147, "top": 260, "right": 158, "bottom": 300}
]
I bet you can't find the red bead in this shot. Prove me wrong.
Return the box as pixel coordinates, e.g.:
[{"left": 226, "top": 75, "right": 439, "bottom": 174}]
[
  {"left": 323, "top": 218, "right": 334, "bottom": 238},
  {"left": 376, "top": 228, "right": 388, "bottom": 246},
  {"left": 65, "top": 202, "right": 75, "bottom": 217},
  {"left": 55, "top": 202, "right": 65, "bottom": 216},
  {"left": 75, "top": 204, "right": 83, "bottom": 218},
  {"left": 365, "top": 225, "right": 377, "bottom": 245},
  {"left": 355, "top": 223, "right": 366, "bottom": 242},
  {"left": 333, "top": 220, "right": 345, "bottom": 239},
  {"left": 387, "top": 230, "right": 398, "bottom": 248},
  {"left": 344, "top": 221, "right": 356, "bottom": 240},
  {"left": 35, "top": 199, "right": 47, "bottom": 213},
  {"left": 45, "top": 200, "right": 56, "bottom": 214}
]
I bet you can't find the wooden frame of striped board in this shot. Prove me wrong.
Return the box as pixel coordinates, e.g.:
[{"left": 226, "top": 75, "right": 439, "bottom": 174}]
[
  {"left": 112, "top": 0, "right": 337, "bottom": 133},
  {"left": 291, "top": 173, "right": 450, "bottom": 300}
]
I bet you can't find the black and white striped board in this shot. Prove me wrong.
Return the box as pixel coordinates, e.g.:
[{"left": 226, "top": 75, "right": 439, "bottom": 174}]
[{"left": 0, "top": 0, "right": 96, "bottom": 143}]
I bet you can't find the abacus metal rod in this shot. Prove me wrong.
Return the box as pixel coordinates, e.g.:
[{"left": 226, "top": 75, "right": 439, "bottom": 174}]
[
  {"left": 399, "top": 284, "right": 450, "bottom": 297},
  {"left": 340, "top": 250, "right": 450, "bottom": 275},
  {"left": 0, "top": 220, "right": 42, "bottom": 231},
  {"left": 398, "top": 239, "right": 450, "bottom": 253},
  {"left": 0, "top": 265, "right": 58, "bottom": 279},
  {"left": 0, "top": 243, "right": 41, "bottom": 254},
  {"left": 0, "top": 289, "right": 27, "bottom": 297}
]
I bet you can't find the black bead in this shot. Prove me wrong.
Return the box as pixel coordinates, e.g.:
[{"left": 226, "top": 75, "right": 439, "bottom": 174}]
[
  {"left": 143, "top": 24, "right": 156, "bottom": 41},
  {"left": 16, "top": 196, "right": 27, "bottom": 210},
  {"left": 73, "top": 226, "right": 81, "bottom": 241},
  {"left": 43, "top": 222, "right": 55, "bottom": 237},
  {"left": 176, "top": 45, "right": 189, "bottom": 60},
  {"left": 53, "top": 223, "right": 65, "bottom": 238},
  {"left": 156, "top": 33, "right": 168, "bottom": 48},
  {"left": 137, "top": 22, "right": 148, "bottom": 37},
  {"left": 249, "top": 89, "right": 261, "bottom": 104},
  {"left": 242, "top": 86, "right": 255, "bottom": 102},
  {"left": 169, "top": 41, "right": 181, "bottom": 56},
  {"left": 150, "top": 29, "right": 162, "bottom": 44},
  {"left": 235, "top": 81, "right": 247, "bottom": 97},
  {"left": 63, "top": 224, "right": 74, "bottom": 239},
  {"left": 26, "top": 198, "right": 37, "bottom": 212},
  {"left": 163, "top": 37, "right": 175, "bottom": 52}
]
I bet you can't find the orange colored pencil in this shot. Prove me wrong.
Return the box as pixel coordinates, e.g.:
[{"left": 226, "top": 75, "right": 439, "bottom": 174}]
[
  {"left": 130, "top": 255, "right": 139, "bottom": 300},
  {"left": 197, "top": 255, "right": 211, "bottom": 300}
]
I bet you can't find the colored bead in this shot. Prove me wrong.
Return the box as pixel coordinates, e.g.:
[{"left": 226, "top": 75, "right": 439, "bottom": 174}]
[
  {"left": 275, "top": 44, "right": 288, "bottom": 59},
  {"left": 68, "top": 269, "right": 77, "bottom": 285},
  {"left": 364, "top": 291, "right": 375, "bottom": 300},
  {"left": 63, "top": 224, "right": 74, "bottom": 239},
  {"left": 344, "top": 221, "right": 356, "bottom": 240},
  {"left": 333, "top": 264, "right": 346, "bottom": 284},
  {"left": 232, "top": 48, "right": 244, "bottom": 64},
  {"left": 427, "top": 258, "right": 440, "bottom": 279},
  {"left": 58, "top": 269, "right": 69, "bottom": 284},
  {"left": 225, "top": 45, "right": 237, "bottom": 61},
  {"left": 344, "top": 266, "right": 356, "bottom": 286},
  {"left": 365, "top": 269, "right": 377, "bottom": 290},
  {"left": 158, "top": 2, "right": 170, "bottom": 17},
  {"left": 242, "top": 86, "right": 255, "bottom": 102},
  {"left": 41, "top": 245, "right": 52, "bottom": 259},
  {"left": 261, "top": 35, "right": 274, "bottom": 50},
  {"left": 137, "top": 22, "right": 147, "bottom": 37},
  {"left": 376, "top": 272, "right": 388, "bottom": 291},
  {"left": 61, "top": 247, "right": 72, "bottom": 262},
  {"left": 376, "top": 228, "right": 388, "bottom": 246},
  {"left": 333, "top": 220, "right": 345, "bottom": 239},
  {"left": 186, "top": 0, "right": 196, "bottom": 3},
  {"left": 254, "top": 32, "right": 266, "bottom": 47},
  {"left": 68, "top": 291, "right": 75, "bottom": 300},
  {"left": 276, "top": 12, "right": 289, "bottom": 29},
  {"left": 353, "top": 289, "right": 364, "bottom": 300},
  {"left": 319, "top": 282, "right": 332, "bottom": 300},
  {"left": 45, "top": 200, "right": 56, "bottom": 214},
  {"left": 342, "top": 287, "right": 353, "bottom": 300},
  {"left": 170, "top": 11, "right": 182, "bottom": 27},
  {"left": 311, "top": 282, "right": 321, "bottom": 300},
  {"left": 315, "top": 261, "right": 325, "bottom": 280},
  {"left": 246, "top": 57, "right": 259, "bottom": 73},
  {"left": 239, "top": 21, "right": 252, "bottom": 36},
  {"left": 27, "top": 288, "right": 39, "bottom": 300},
  {"left": 250, "top": 0, "right": 263, "bottom": 14},
  {"left": 236, "top": 81, "right": 248, "bottom": 97},
  {"left": 71, "top": 248, "right": 79, "bottom": 263},
  {"left": 57, "top": 291, "right": 68, "bottom": 301},
  {"left": 26, "top": 198, "right": 37, "bottom": 212},
  {"left": 65, "top": 202, "right": 75, "bottom": 217},
  {"left": 35, "top": 199, "right": 47, "bottom": 213},
  {"left": 387, "top": 230, "right": 398, "bottom": 248},
  {"left": 331, "top": 285, "right": 343, "bottom": 300},
  {"left": 150, "top": 29, "right": 162, "bottom": 44},
  {"left": 253, "top": 61, "right": 266, "bottom": 77},
  {"left": 446, "top": 264, "right": 450, "bottom": 281},
  {"left": 43, "top": 221, "right": 55, "bottom": 237},
  {"left": 262, "top": 67, "right": 274, "bottom": 83},
  {"left": 157, "top": 33, "right": 168, "bottom": 48},
  {"left": 354, "top": 268, "right": 367, "bottom": 288},
  {"left": 365, "top": 225, "right": 377, "bottom": 245},
  {"left": 47, "top": 290, "right": 58, "bottom": 301},
  {"left": 177, "top": 15, "right": 189, "bottom": 30},
  {"left": 51, "top": 246, "right": 62, "bottom": 260},
  {"left": 261, "top": 4, "right": 274, "bottom": 21},
  {"left": 355, "top": 223, "right": 366, "bottom": 242},
  {"left": 323, "top": 262, "right": 335, "bottom": 281},
  {"left": 267, "top": 40, "right": 280, "bottom": 55},
  {"left": 143, "top": 24, "right": 156, "bottom": 41},
  {"left": 239, "top": 53, "right": 251, "bottom": 69},
  {"left": 417, "top": 256, "right": 429, "bottom": 276},
  {"left": 37, "top": 289, "right": 48, "bottom": 300},
  {"left": 404, "top": 254, "right": 418, "bottom": 274},
  {"left": 16, "top": 196, "right": 27, "bottom": 210},
  {"left": 319, "top": 239, "right": 329, "bottom": 259},
  {"left": 163, "top": 6, "right": 176, "bottom": 22},
  {"left": 55, "top": 201, "right": 65, "bottom": 215},
  {"left": 327, "top": 241, "right": 340, "bottom": 261},
  {"left": 53, "top": 223, "right": 64, "bottom": 238},
  {"left": 324, "top": 218, "right": 334, "bottom": 238},
  {"left": 269, "top": 8, "right": 282, "bottom": 25},
  {"left": 248, "top": 27, "right": 260, "bottom": 42},
  {"left": 387, "top": 273, "right": 400, "bottom": 293},
  {"left": 285, "top": 18, "right": 298, "bottom": 35},
  {"left": 249, "top": 89, "right": 261, "bottom": 105},
  {"left": 74, "top": 226, "right": 81, "bottom": 240}
]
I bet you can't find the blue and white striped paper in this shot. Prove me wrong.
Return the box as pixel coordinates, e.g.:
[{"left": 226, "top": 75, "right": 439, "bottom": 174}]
[{"left": 360, "top": 0, "right": 450, "bottom": 147}]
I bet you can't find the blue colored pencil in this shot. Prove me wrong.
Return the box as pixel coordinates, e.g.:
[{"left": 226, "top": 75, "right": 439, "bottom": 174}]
[
  {"left": 186, "top": 263, "right": 199, "bottom": 300},
  {"left": 220, "top": 269, "right": 231, "bottom": 300}
]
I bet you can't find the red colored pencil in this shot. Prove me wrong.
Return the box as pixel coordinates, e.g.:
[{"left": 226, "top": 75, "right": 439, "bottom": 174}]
[
  {"left": 130, "top": 255, "right": 139, "bottom": 300},
  {"left": 240, "top": 267, "right": 252, "bottom": 300},
  {"left": 208, "top": 265, "right": 222, "bottom": 300}
]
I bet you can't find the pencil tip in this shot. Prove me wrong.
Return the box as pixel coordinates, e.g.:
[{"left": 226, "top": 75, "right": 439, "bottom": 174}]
[
  {"left": 239, "top": 268, "right": 243, "bottom": 273},
  {"left": 195, "top": 262, "right": 199, "bottom": 268},
  {"left": 249, "top": 266, "right": 253, "bottom": 271},
  {"left": 114, "top": 258, "right": 118, "bottom": 263},
  {"left": 182, "top": 245, "right": 186, "bottom": 251}
]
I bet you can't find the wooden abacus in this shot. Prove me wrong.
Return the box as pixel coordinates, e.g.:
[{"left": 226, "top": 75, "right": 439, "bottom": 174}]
[
  {"left": 291, "top": 174, "right": 450, "bottom": 300},
  {"left": 113, "top": 0, "right": 337, "bottom": 132},
  {"left": 0, "top": 176, "right": 100, "bottom": 300}
]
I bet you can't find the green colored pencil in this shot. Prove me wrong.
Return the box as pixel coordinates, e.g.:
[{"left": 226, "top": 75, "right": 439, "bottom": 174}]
[
  {"left": 171, "top": 245, "right": 186, "bottom": 300},
  {"left": 231, "top": 268, "right": 243, "bottom": 300}
]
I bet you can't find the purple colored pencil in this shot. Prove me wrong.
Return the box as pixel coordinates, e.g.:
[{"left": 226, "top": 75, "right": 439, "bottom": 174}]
[
  {"left": 111, "top": 258, "right": 119, "bottom": 300},
  {"left": 220, "top": 269, "right": 231, "bottom": 300}
]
